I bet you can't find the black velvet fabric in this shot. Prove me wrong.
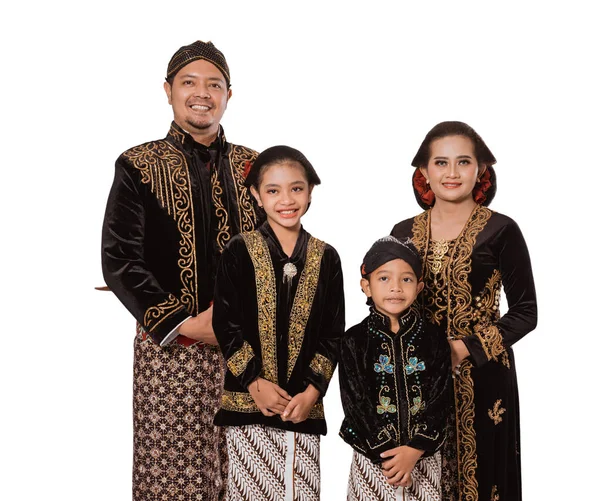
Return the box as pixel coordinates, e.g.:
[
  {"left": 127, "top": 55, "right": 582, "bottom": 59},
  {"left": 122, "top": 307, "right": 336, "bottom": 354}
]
[
  {"left": 102, "top": 122, "right": 261, "bottom": 344},
  {"left": 213, "top": 223, "right": 345, "bottom": 435},
  {"left": 339, "top": 307, "right": 451, "bottom": 464},
  {"left": 391, "top": 210, "right": 537, "bottom": 501}
]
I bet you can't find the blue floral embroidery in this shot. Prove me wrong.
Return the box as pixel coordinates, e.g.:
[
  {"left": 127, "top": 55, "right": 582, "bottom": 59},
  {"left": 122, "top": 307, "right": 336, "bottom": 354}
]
[
  {"left": 374, "top": 355, "right": 394, "bottom": 374},
  {"left": 377, "top": 396, "right": 397, "bottom": 414},
  {"left": 405, "top": 356, "right": 425, "bottom": 375}
]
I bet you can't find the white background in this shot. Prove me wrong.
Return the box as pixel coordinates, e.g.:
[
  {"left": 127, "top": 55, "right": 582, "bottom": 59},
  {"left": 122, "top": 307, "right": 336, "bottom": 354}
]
[{"left": 2, "top": 1, "right": 598, "bottom": 499}]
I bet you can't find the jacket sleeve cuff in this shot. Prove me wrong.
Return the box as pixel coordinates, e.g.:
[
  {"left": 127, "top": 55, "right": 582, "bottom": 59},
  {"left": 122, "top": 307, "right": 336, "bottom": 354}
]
[
  {"left": 225, "top": 341, "right": 263, "bottom": 389},
  {"left": 463, "top": 325, "right": 507, "bottom": 368},
  {"left": 305, "top": 353, "right": 335, "bottom": 396}
]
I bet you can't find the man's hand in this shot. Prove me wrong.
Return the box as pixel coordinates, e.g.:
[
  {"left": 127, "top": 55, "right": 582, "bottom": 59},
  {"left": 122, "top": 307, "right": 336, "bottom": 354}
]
[
  {"left": 178, "top": 306, "right": 217, "bottom": 344},
  {"left": 380, "top": 445, "right": 423, "bottom": 487},
  {"left": 281, "top": 384, "right": 320, "bottom": 424},
  {"left": 248, "top": 378, "right": 292, "bottom": 417}
]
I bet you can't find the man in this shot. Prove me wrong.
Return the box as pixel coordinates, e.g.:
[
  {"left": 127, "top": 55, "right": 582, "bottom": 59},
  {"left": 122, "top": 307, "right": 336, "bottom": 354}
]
[{"left": 102, "top": 41, "right": 260, "bottom": 501}]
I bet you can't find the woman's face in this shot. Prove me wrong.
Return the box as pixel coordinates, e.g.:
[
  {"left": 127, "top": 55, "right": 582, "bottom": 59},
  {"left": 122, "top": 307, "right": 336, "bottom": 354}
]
[
  {"left": 419, "top": 135, "right": 483, "bottom": 205},
  {"left": 250, "top": 161, "right": 312, "bottom": 233}
]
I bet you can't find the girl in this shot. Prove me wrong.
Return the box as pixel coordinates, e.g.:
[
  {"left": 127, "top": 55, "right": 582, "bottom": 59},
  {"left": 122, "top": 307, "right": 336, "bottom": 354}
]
[
  {"left": 213, "top": 145, "right": 345, "bottom": 501},
  {"left": 391, "top": 122, "right": 537, "bottom": 501}
]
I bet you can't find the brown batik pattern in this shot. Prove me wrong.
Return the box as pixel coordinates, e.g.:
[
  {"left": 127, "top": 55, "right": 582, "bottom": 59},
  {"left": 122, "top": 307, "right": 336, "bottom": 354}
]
[
  {"left": 133, "top": 326, "right": 227, "bottom": 501},
  {"left": 225, "top": 425, "right": 320, "bottom": 501}
]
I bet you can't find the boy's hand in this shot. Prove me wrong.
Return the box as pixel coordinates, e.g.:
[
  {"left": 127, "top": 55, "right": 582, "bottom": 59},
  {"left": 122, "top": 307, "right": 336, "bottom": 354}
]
[
  {"left": 248, "top": 378, "right": 291, "bottom": 416},
  {"left": 380, "top": 445, "right": 424, "bottom": 487},
  {"left": 281, "top": 384, "right": 320, "bottom": 424}
]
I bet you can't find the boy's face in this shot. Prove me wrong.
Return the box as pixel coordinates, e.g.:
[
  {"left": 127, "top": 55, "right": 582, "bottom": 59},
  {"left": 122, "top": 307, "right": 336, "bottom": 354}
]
[{"left": 361, "top": 258, "right": 424, "bottom": 319}]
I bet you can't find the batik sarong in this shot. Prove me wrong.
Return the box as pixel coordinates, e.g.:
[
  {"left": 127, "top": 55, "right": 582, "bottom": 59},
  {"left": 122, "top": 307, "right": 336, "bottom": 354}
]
[
  {"left": 347, "top": 450, "right": 442, "bottom": 501},
  {"left": 225, "top": 424, "right": 320, "bottom": 501},
  {"left": 133, "top": 325, "right": 227, "bottom": 501}
]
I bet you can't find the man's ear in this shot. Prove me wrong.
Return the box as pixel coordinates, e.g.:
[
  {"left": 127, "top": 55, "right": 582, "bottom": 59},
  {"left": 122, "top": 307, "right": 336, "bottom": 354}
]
[
  {"left": 164, "top": 81, "right": 172, "bottom": 105},
  {"left": 250, "top": 185, "right": 262, "bottom": 207}
]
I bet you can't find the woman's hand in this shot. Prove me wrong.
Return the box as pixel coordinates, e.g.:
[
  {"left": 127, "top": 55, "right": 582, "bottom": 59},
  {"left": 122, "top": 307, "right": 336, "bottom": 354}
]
[
  {"left": 247, "top": 378, "right": 291, "bottom": 417},
  {"left": 281, "top": 384, "right": 320, "bottom": 424},
  {"left": 449, "top": 338, "right": 470, "bottom": 371}
]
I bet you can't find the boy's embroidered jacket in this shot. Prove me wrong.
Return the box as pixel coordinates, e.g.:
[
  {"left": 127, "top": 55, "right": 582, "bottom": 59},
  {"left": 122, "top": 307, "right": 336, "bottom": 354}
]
[
  {"left": 213, "top": 222, "right": 345, "bottom": 435},
  {"left": 339, "top": 307, "right": 451, "bottom": 463},
  {"left": 101, "top": 122, "right": 260, "bottom": 345}
]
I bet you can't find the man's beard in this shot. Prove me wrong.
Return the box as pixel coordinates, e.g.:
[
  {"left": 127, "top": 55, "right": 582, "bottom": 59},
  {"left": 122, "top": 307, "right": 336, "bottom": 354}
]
[{"left": 185, "top": 116, "right": 214, "bottom": 131}]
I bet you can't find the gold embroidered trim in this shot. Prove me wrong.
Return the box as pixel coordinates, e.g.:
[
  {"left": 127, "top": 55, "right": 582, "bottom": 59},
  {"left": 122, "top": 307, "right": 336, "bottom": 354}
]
[
  {"left": 124, "top": 140, "right": 198, "bottom": 322},
  {"left": 242, "top": 231, "right": 278, "bottom": 383},
  {"left": 230, "top": 145, "right": 259, "bottom": 233},
  {"left": 211, "top": 168, "right": 231, "bottom": 253},
  {"left": 142, "top": 293, "right": 184, "bottom": 332},
  {"left": 287, "top": 237, "right": 326, "bottom": 381},
  {"left": 429, "top": 239, "right": 451, "bottom": 275},
  {"left": 455, "top": 361, "right": 478, "bottom": 501},
  {"left": 309, "top": 353, "right": 334, "bottom": 382},
  {"left": 491, "top": 485, "right": 500, "bottom": 500},
  {"left": 221, "top": 390, "right": 324, "bottom": 419},
  {"left": 475, "top": 325, "right": 505, "bottom": 363},
  {"left": 227, "top": 341, "right": 255, "bottom": 377},
  {"left": 488, "top": 400, "right": 506, "bottom": 425}
]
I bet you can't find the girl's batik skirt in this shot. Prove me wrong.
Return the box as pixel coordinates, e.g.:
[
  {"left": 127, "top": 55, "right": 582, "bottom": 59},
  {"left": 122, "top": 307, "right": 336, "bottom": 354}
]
[{"left": 225, "top": 424, "right": 320, "bottom": 501}]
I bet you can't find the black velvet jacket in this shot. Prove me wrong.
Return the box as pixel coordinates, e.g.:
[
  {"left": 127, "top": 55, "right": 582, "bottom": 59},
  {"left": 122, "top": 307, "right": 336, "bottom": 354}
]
[
  {"left": 339, "top": 307, "right": 451, "bottom": 464},
  {"left": 213, "top": 223, "right": 345, "bottom": 435},
  {"left": 102, "top": 122, "right": 260, "bottom": 344}
]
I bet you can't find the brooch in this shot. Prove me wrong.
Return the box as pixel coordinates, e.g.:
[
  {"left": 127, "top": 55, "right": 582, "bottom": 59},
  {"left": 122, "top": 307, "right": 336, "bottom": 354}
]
[{"left": 283, "top": 262, "right": 297, "bottom": 283}]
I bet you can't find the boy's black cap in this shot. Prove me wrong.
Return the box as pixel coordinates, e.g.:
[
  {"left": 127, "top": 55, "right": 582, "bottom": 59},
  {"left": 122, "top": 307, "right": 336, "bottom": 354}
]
[{"left": 361, "top": 236, "right": 422, "bottom": 280}]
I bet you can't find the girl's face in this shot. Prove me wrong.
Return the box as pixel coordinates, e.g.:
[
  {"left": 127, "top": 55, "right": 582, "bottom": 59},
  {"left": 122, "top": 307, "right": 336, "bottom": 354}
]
[
  {"left": 250, "top": 161, "right": 312, "bottom": 232},
  {"left": 419, "top": 135, "right": 485, "bottom": 205}
]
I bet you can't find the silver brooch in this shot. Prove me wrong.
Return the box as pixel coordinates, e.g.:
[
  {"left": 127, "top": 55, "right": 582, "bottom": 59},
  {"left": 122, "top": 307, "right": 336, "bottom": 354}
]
[{"left": 283, "top": 262, "right": 298, "bottom": 283}]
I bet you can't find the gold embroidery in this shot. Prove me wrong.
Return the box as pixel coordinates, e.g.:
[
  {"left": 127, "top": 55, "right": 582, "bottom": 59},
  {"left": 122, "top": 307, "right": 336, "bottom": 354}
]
[
  {"left": 287, "top": 237, "right": 326, "bottom": 380},
  {"left": 143, "top": 294, "right": 184, "bottom": 332},
  {"left": 227, "top": 341, "right": 255, "bottom": 377},
  {"left": 455, "top": 361, "right": 478, "bottom": 501},
  {"left": 309, "top": 353, "right": 334, "bottom": 382},
  {"left": 124, "top": 140, "right": 198, "bottom": 320},
  {"left": 221, "top": 390, "right": 324, "bottom": 419},
  {"left": 491, "top": 485, "right": 500, "bottom": 500},
  {"left": 410, "top": 211, "right": 428, "bottom": 256},
  {"left": 168, "top": 123, "right": 186, "bottom": 144},
  {"left": 429, "top": 239, "right": 451, "bottom": 275},
  {"left": 475, "top": 325, "right": 505, "bottom": 363},
  {"left": 488, "top": 400, "right": 506, "bottom": 425},
  {"left": 211, "top": 168, "right": 231, "bottom": 253},
  {"left": 242, "top": 231, "right": 278, "bottom": 383},
  {"left": 230, "top": 145, "right": 259, "bottom": 233}
]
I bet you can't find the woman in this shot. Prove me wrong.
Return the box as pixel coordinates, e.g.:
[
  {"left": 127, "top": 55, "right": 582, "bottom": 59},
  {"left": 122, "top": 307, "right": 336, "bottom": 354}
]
[{"left": 391, "top": 121, "right": 537, "bottom": 501}]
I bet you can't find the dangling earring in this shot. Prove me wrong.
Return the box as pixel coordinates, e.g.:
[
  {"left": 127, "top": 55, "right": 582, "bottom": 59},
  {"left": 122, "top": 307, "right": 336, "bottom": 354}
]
[{"left": 426, "top": 179, "right": 430, "bottom": 185}]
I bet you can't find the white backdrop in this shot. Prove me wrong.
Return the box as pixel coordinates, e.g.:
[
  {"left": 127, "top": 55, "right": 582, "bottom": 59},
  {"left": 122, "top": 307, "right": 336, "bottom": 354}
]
[{"left": 2, "top": 1, "right": 598, "bottom": 499}]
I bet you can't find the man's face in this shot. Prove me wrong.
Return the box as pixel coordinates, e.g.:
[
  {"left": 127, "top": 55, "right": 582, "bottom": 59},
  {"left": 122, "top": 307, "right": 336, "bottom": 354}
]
[{"left": 164, "top": 59, "right": 231, "bottom": 138}]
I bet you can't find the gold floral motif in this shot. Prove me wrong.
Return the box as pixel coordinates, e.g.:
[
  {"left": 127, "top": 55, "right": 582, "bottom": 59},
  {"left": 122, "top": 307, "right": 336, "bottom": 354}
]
[
  {"left": 143, "top": 294, "right": 184, "bottom": 333},
  {"left": 287, "top": 237, "right": 326, "bottom": 380},
  {"left": 488, "top": 400, "right": 506, "bottom": 425},
  {"left": 227, "top": 341, "right": 255, "bottom": 377},
  {"left": 475, "top": 325, "right": 505, "bottom": 364},
  {"left": 309, "top": 353, "right": 334, "bottom": 382},
  {"left": 410, "top": 211, "right": 429, "bottom": 256},
  {"left": 229, "top": 145, "right": 259, "bottom": 233},
  {"left": 222, "top": 390, "right": 324, "bottom": 419},
  {"left": 242, "top": 231, "right": 278, "bottom": 383},
  {"left": 491, "top": 485, "right": 500, "bottom": 500},
  {"left": 211, "top": 168, "right": 231, "bottom": 253},
  {"left": 124, "top": 140, "right": 198, "bottom": 317},
  {"left": 429, "top": 239, "right": 451, "bottom": 275}
]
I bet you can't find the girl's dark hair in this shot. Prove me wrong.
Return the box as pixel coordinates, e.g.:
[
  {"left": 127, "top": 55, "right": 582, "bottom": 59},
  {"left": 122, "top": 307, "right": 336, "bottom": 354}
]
[
  {"left": 411, "top": 121, "right": 496, "bottom": 168},
  {"left": 244, "top": 145, "right": 321, "bottom": 189}
]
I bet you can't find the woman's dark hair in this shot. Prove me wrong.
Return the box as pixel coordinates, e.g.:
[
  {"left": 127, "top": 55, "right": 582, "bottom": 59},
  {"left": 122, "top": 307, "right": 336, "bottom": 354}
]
[
  {"left": 411, "top": 121, "right": 496, "bottom": 168},
  {"left": 244, "top": 145, "right": 321, "bottom": 189}
]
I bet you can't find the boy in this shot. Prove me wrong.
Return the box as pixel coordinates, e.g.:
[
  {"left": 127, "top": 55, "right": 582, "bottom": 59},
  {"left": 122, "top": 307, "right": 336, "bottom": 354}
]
[{"left": 339, "top": 236, "right": 451, "bottom": 501}]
